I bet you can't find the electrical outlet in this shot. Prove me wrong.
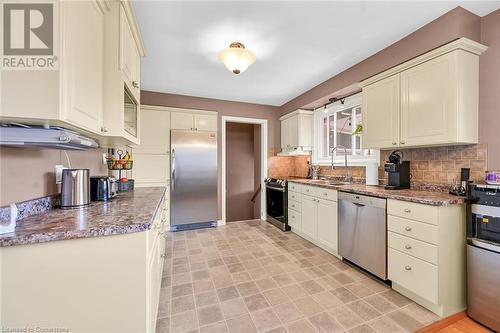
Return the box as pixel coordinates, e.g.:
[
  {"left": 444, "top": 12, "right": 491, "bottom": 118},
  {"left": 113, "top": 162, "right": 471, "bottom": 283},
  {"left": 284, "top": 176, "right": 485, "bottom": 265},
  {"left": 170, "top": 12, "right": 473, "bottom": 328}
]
[
  {"left": 102, "top": 153, "right": 108, "bottom": 165},
  {"left": 55, "top": 165, "right": 67, "bottom": 184}
]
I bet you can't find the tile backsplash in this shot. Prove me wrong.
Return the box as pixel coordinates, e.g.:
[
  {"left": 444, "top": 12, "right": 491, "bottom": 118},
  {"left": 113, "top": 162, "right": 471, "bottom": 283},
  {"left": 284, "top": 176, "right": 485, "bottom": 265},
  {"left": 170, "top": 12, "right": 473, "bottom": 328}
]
[{"left": 268, "top": 144, "right": 488, "bottom": 190}]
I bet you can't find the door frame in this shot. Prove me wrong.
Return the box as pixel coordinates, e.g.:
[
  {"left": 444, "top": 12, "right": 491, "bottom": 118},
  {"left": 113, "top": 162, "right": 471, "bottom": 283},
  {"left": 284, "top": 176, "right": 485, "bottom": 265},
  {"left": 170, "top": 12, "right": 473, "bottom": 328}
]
[{"left": 221, "top": 116, "right": 268, "bottom": 224}]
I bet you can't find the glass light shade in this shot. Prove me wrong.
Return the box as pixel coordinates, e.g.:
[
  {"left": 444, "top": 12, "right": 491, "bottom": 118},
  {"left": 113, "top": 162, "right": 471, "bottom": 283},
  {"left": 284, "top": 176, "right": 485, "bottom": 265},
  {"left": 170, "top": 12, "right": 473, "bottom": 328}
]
[{"left": 218, "top": 43, "right": 256, "bottom": 74}]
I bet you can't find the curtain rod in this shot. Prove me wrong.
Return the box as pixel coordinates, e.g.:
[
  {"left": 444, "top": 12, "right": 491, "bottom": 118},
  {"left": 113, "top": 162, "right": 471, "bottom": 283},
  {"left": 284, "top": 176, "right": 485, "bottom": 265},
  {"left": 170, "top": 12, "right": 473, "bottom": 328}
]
[{"left": 315, "top": 90, "right": 361, "bottom": 111}]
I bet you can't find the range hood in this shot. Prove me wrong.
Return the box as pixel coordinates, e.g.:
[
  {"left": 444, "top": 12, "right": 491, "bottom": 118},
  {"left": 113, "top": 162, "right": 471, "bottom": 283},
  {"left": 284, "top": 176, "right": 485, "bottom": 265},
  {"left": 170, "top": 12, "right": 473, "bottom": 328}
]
[{"left": 0, "top": 124, "right": 99, "bottom": 150}]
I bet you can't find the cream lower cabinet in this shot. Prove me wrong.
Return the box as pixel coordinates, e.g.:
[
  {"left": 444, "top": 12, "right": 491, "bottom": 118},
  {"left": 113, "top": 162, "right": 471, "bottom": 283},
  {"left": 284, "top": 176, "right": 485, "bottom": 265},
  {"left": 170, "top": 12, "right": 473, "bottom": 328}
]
[
  {"left": 288, "top": 183, "right": 339, "bottom": 256},
  {"left": 0, "top": 195, "right": 168, "bottom": 332},
  {"left": 387, "top": 199, "right": 466, "bottom": 317},
  {"left": 361, "top": 38, "right": 487, "bottom": 149}
]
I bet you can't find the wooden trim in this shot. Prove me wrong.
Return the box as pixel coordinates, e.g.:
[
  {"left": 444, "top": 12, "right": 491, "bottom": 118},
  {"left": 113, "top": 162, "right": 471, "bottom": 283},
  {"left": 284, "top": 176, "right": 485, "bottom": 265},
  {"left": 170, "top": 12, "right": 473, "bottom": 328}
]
[
  {"left": 120, "top": 0, "right": 146, "bottom": 56},
  {"left": 416, "top": 312, "right": 467, "bottom": 333},
  {"left": 360, "top": 38, "right": 487, "bottom": 87}
]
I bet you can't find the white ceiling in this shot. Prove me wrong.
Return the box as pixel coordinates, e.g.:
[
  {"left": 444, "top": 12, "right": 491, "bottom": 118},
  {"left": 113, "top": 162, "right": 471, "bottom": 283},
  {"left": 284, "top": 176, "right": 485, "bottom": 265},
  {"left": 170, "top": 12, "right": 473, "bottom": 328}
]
[{"left": 134, "top": 1, "right": 500, "bottom": 106}]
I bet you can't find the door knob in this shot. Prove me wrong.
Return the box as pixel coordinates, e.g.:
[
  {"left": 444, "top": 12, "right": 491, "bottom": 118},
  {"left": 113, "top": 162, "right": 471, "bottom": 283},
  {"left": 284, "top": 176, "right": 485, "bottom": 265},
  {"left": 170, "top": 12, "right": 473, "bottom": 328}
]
[
  {"left": 404, "top": 208, "right": 411, "bottom": 213},
  {"left": 405, "top": 265, "right": 412, "bottom": 271},
  {"left": 405, "top": 245, "right": 412, "bottom": 250},
  {"left": 405, "top": 226, "right": 412, "bottom": 231}
]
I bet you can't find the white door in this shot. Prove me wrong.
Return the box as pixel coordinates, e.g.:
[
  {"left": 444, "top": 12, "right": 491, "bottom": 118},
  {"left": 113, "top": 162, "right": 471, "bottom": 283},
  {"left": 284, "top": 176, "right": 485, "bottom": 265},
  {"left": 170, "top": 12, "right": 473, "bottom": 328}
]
[
  {"left": 61, "top": 1, "right": 104, "bottom": 134},
  {"left": 316, "top": 199, "right": 338, "bottom": 252},
  {"left": 134, "top": 109, "right": 171, "bottom": 154},
  {"left": 301, "top": 195, "right": 318, "bottom": 240},
  {"left": 400, "top": 54, "right": 455, "bottom": 147},
  {"left": 171, "top": 112, "right": 194, "bottom": 130},
  {"left": 194, "top": 114, "right": 217, "bottom": 131},
  {"left": 362, "top": 74, "right": 400, "bottom": 149}
]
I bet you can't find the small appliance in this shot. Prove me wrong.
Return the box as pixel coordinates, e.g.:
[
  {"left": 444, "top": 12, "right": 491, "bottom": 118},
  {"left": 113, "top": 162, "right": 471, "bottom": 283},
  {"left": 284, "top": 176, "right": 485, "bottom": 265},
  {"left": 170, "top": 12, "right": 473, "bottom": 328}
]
[
  {"left": 90, "top": 176, "right": 118, "bottom": 201},
  {"left": 449, "top": 168, "right": 470, "bottom": 196},
  {"left": 61, "top": 169, "right": 90, "bottom": 209},
  {"left": 466, "top": 184, "right": 500, "bottom": 332},
  {"left": 384, "top": 151, "right": 410, "bottom": 190}
]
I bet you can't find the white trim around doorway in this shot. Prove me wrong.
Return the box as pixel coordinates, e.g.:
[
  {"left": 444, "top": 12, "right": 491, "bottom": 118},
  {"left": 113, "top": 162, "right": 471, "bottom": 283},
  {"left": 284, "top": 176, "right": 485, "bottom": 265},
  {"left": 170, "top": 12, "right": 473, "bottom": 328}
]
[{"left": 221, "top": 116, "right": 268, "bottom": 224}]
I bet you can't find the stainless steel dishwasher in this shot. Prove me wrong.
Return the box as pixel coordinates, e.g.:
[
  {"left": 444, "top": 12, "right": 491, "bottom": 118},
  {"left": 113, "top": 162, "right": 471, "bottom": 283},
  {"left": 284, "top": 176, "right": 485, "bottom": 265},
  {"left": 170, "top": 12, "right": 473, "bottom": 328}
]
[{"left": 338, "top": 192, "right": 387, "bottom": 280}]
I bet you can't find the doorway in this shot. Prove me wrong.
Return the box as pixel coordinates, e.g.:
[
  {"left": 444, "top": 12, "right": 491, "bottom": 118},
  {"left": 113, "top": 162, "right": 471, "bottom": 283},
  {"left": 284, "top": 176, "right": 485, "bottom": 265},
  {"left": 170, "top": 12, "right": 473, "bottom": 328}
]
[{"left": 221, "top": 117, "right": 267, "bottom": 223}]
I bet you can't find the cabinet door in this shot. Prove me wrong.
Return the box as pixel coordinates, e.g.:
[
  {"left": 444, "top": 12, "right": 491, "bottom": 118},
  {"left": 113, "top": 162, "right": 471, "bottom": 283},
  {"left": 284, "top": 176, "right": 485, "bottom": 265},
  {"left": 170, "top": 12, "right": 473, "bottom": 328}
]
[
  {"left": 280, "top": 118, "right": 289, "bottom": 151},
  {"left": 301, "top": 195, "right": 317, "bottom": 240},
  {"left": 287, "top": 115, "right": 299, "bottom": 148},
  {"left": 135, "top": 109, "right": 171, "bottom": 154},
  {"left": 119, "top": 6, "right": 140, "bottom": 100},
  {"left": 194, "top": 114, "right": 217, "bottom": 132},
  {"left": 317, "top": 199, "right": 338, "bottom": 252},
  {"left": 400, "top": 54, "right": 455, "bottom": 146},
  {"left": 61, "top": 1, "right": 104, "bottom": 133},
  {"left": 133, "top": 154, "right": 170, "bottom": 186},
  {"left": 362, "top": 74, "right": 400, "bottom": 149},
  {"left": 171, "top": 112, "right": 194, "bottom": 130}
]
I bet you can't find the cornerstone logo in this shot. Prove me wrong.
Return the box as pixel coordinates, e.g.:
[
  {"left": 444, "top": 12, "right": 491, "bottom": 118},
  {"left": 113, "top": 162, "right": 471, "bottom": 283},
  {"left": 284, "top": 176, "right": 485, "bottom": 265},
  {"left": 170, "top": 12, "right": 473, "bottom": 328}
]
[{"left": 1, "top": 1, "right": 58, "bottom": 70}]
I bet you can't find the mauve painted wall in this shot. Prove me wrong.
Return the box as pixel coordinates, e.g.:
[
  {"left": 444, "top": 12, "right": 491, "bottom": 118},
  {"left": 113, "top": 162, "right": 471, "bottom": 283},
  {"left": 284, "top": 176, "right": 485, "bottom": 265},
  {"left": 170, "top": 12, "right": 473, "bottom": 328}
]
[
  {"left": 141, "top": 91, "right": 279, "bottom": 220},
  {"left": 479, "top": 9, "right": 500, "bottom": 169}
]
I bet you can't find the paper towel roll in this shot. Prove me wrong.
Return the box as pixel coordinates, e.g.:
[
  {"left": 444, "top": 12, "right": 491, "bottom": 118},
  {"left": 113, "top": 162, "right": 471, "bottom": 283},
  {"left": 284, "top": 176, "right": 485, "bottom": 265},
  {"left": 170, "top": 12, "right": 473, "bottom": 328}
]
[{"left": 365, "top": 162, "right": 379, "bottom": 186}]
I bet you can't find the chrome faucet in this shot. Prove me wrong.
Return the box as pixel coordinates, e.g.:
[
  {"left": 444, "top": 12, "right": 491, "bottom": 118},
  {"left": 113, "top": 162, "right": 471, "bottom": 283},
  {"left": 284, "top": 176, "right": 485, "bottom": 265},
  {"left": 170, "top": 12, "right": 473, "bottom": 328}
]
[{"left": 330, "top": 145, "right": 352, "bottom": 183}]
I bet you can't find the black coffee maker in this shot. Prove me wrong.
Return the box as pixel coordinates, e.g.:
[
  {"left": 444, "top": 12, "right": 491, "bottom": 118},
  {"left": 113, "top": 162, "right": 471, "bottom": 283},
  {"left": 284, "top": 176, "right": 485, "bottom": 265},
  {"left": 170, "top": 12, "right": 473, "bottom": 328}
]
[{"left": 384, "top": 151, "right": 410, "bottom": 190}]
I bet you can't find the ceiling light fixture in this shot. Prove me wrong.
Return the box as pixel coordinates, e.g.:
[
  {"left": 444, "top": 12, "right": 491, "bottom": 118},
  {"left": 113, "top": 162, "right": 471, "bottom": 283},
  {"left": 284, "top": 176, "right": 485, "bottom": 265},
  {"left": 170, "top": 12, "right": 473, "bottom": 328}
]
[{"left": 218, "top": 42, "right": 256, "bottom": 74}]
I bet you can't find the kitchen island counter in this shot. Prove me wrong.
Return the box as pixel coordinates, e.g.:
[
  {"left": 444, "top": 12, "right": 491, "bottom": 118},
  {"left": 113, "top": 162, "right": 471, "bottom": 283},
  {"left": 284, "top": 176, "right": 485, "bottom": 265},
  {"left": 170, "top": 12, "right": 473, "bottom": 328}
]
[
  {"left": 289, "top": 179, "right": 464, "bottom": 206},
  {"left": 0, "top": 187, "right": 167, "bottom": 247}
]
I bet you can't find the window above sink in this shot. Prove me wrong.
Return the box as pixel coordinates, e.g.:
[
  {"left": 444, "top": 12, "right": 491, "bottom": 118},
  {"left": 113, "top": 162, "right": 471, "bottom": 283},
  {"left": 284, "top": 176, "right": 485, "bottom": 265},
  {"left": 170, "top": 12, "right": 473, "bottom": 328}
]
[{"left": 313, "top": 93, "right": 379, "bottom": 166}]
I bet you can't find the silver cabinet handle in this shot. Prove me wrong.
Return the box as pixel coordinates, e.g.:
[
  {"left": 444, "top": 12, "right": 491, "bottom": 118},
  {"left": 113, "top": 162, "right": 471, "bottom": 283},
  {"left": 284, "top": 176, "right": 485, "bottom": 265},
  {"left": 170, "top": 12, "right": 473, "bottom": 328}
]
[
  {"left": 132, "top": 81, "right": 139, "bottom": 88},
  {"left": 194, "top": 128, "right": 198, "bottom": 131},
  {"left": 401, "top": 141, "right": 406, "bottom": 144},
  {"left": 405, "top": 266, "right": 412, "bottom": 271},
  {"left": 405, "top": 226, "right": 412, "bottom": 231},
  {"left": 160, "top": 254, "right": 166, "bottom": 258},
  {"left": 101, "top": 126, "right": 108, "bottom": 133},
  {"left": 323, "top": 193, "right": 328, "bottom": 196},
  {"left": 405, "top": 245, "right": 412, "bottom": 250},
  {"left": 291, "top": 204, "right": 295, "bottom": 208},
  {"left": 158, "top": 231, "right": 165, "bottom": 236},
  {"left": 404, "top": 208, "right": 411, "bottom": 213},
  {"left": 392, "top": 142, "right": 397, "bottom": 145}
]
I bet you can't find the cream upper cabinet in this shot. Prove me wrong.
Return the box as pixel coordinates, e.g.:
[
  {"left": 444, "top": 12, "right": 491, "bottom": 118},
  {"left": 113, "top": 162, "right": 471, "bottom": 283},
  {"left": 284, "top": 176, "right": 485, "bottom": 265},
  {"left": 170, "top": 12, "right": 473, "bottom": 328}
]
[
  {"left": 171, "top": 112, "right": 217, "bottom": 132},
  {"left": 362, "top": 74, "right": 400, "bottom": 149},
  {"left": 316, "top": 199, "right": 338, "bottom": 252},
  {"left": 134, "top": 107, "right": 171, "bottom": 154},
  {"left": 279, "top": 110, "right": 313, "bottom": 155},
  {"left": 361, "top": 38, "right": 487, "bottom": 149},
  {"left": 60, "top": 1, "right": 104, "bottom": 134},
  {"left": 119, "top": 4, "right": 141, "bottom": 101}
]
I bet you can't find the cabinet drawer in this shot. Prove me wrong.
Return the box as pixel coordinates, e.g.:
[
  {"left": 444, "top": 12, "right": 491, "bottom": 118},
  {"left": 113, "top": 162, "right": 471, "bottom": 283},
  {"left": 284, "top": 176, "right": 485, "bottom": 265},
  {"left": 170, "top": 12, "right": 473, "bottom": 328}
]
[
  {"left": 388, "top": 248, "right": 438, "bottom": 304},
  {"left": 288, "top": 209, "right": 301, "bottom": 231},
  {"left": 288, "top": 182, "right": 302, "bottom": 193},
  {"left": 288, "top": 199, "right": 301, "bottom": 212},
  {"left": 388, "top": 231, "right": 437, "bottom": 264},
  {"left": 288, "top": 191, "right": 302, "bottom": 202},
  {"left": 388, "top": 199, "right": 438, "bottom": 225},
  {"left": 302, "top": 185, "right": 318, "bottom": 196},
  {"left": 316, "top": 188, "right": 338, "bottom": 202},
  {"left": 388, "top": 216, "right": 438, "bottom": 245}
]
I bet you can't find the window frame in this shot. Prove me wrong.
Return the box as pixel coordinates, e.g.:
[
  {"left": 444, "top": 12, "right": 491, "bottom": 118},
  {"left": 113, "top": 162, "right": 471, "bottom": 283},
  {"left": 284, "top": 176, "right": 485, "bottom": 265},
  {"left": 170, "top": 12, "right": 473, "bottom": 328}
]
[{"left": 312, "top": 93, "right": 379, "bottom": 166}]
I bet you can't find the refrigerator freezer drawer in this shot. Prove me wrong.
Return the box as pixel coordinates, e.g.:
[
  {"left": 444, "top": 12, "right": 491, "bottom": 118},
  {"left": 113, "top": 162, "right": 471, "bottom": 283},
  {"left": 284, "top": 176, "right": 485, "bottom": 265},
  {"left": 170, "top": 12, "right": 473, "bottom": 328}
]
[{"left": 467, "top": 244, "right": 500, "bottom": 332}]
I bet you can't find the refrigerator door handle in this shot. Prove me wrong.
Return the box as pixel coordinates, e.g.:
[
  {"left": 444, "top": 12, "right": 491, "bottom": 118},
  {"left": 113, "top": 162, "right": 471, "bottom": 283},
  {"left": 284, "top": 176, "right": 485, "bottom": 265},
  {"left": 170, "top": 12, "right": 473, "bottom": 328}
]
[{"left": 171, "top": 148, "right": 176, "bottom": 192}]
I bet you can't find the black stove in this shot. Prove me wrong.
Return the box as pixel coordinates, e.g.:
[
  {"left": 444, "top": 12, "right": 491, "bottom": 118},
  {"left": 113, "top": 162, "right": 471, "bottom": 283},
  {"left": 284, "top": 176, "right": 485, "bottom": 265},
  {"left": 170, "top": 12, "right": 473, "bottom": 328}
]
[{"left": 264, "top": 177, "right": 292, "bottom": 231}]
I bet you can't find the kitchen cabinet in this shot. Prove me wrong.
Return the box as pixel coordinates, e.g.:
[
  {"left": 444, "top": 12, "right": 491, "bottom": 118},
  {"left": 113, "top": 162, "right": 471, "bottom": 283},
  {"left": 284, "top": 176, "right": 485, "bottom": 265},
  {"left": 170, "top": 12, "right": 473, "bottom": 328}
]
[
  {"left": 387, "top": 199, "right": 466, "bottom": 317},
  {"left": 361, "top": 38, "right": 487, "bottom": 149},
  {"left": 279, "top": 110, "right": 313, "bottom": 155},
  {"left": 101, "top": 0, "right": 145, "bottom": 146},
  {"left": 0, "top": 194, "right": 168, "bottom": 332},
  {"left": 1, "top": 0, "right": 107, "bottom": 136},
  {"left": 287, "top": 182, "right": 339, "bottom": 256},
  {"left": 171, "top": 111, "right": 217, "bottom": 131}
]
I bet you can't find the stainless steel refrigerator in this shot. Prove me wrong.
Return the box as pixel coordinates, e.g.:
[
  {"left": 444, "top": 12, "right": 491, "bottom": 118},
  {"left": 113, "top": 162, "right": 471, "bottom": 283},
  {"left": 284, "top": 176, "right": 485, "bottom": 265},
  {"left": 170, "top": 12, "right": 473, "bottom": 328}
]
[{"left": 170, "top": 130, "right": 217, "bottom": 231}]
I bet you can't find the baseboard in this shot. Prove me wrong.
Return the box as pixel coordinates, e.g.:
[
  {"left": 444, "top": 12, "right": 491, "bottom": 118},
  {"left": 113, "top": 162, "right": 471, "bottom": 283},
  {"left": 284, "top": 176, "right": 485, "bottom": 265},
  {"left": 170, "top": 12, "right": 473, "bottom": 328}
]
[
  {"left": 416, "top": 311, "right": 467, "bottom": 333},
  {"left": 217, "top": 220, "right": 225, "bottom": 226}
]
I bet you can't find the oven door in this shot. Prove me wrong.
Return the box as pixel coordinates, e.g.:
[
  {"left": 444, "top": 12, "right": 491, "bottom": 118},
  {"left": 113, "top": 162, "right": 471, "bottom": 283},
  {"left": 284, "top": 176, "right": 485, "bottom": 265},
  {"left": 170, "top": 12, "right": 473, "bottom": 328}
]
[{"left": 266, "top": 185, "right": 286, "bottom": 223}]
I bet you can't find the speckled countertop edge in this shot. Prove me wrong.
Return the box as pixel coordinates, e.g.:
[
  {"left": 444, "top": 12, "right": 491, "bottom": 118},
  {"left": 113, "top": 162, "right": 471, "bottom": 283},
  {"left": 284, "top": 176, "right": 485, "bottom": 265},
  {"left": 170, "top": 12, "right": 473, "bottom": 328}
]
[
  {"left": 0, "top": 187, "right": 167, "bottom": 247},
  {"left": 288, "top": 179, "right": 465, "bottom": 206}
]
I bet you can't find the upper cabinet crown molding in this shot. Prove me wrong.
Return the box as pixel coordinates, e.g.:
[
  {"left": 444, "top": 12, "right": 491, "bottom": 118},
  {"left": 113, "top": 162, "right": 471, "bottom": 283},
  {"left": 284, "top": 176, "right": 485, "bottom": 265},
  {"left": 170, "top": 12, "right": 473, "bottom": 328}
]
[
  {"left": 120, "top": 0, "right": 146, "bottom": 57},
  {"left": 279, "top": 109, "right": 313, "bottom": 121},
  {"left": 361, "top": 38, "right": 487, "bottom": 87}
]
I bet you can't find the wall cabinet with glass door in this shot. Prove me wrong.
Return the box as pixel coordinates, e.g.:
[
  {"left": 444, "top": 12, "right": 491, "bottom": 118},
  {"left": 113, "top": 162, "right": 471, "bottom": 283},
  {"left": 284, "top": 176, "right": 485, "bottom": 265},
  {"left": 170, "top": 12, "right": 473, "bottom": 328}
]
[{"left": 361, "top": 38, "right": 487, "bottom": 149}]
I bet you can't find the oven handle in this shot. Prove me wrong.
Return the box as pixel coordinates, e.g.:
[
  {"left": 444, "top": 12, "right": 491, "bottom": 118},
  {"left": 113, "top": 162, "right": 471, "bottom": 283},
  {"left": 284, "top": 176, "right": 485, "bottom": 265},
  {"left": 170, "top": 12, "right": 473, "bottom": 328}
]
[
  {"left": 467, "top": 237, "right": 500, "bottom": 254},
  {"left": 265, "top": 185, "right": 285, "bottom": 192},
  {"left": 471, "top": 204, "right": 500, "bottom": 217}
]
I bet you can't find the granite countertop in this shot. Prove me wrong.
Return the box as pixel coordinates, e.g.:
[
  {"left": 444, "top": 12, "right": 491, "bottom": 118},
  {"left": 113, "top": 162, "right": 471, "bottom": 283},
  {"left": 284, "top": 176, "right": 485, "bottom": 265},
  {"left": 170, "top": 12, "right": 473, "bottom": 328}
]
[
  {"left": 289, "top": 179, "right": 465, "bottom": 206},
  {"left": 0, "top": 187, "right": 166, "bottom": 247}
]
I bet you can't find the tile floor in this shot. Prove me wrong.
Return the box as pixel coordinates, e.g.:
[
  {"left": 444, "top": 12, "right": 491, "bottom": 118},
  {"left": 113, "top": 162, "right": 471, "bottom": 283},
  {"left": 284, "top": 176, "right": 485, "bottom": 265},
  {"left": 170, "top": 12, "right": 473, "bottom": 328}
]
[{"left": 156, "top": 220, "right": 439, "bottom": 333}]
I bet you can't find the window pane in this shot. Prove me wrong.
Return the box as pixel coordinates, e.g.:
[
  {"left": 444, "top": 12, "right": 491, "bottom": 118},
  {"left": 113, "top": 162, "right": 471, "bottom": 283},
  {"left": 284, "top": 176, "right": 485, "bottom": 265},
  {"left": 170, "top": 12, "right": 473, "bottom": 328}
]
[
  {"left": 335, "top": 110, "right": 353, "bottom": 156},
  {"left": 354, "top": 106, "right": 362, "bottom": 155}
]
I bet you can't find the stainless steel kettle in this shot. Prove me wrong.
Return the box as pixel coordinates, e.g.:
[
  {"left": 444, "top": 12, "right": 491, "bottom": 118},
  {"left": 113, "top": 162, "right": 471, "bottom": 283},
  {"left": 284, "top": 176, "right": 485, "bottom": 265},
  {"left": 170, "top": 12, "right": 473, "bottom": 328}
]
[{"left": 61, "top": 169, "right": 90, "bottom": 209}]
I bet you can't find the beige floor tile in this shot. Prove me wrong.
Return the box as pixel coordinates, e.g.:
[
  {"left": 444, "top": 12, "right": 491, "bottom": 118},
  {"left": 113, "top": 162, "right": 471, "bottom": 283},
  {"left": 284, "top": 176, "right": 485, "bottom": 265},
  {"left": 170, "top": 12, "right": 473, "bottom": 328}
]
[
  {"left": 347, "top": 300, "right": 381, "bottom": 321},
  {"left": 192, "top": 270, "right": 210, "bottom": 281},
  {"left": 346, "top": 281, "right": 376, "bottom": 298},
  {"left": 308, "top": 311, "right": 344, "bottom": 333},
  {"left": 236, "top": 281, "right": 260, "bottom": 296},
  {"left": 226, "top": 314, "right": 257, "bottom": 333},
  {"left": 170, "top": 310, "right": 198, "bottom": 333},
  {"left": 403, "top": 303, "right": 439, "bottom": 325},
  {"left": 171, "top": 294, "right": 196, "bottom": 315},
  {"left": 262, "top": 288, "right": 290, "bottom": 306},
  {"left": 293, "top": 296, "right": 324, "bottom": 317},
  {"left": 250, "top": 308, "right": 282, "bottom": 332},
  {"left": 244, "top": 293, "right": 271, "bottom": 312},
  {"left": 255, "top": 277, "right": 278, "bottom": 291},
  {"left": 217, "top": 286, "right": 240, "bottom": 302},
  {"left": 331, "top": 287, "right": 359, "bottom": 304},
  {"left": 387, "top": 309, "right": 425, "bottom": 332},
  {"left": 199, "top": 321, "right": 228, "bottom": 333},
  {"left": 172, "top": 273, "right": 192, "bottom": 286},
  {"left": 368, "top": 315, "right": 407, "bottom": 333},
  {"left": 286, "top": 319, "right": 317, "bottom": 333},
  {"left": 379, "top": 290, "right": 413, "bottom": 308},
  {"left": 231, "top": 271, "right": 252, "bottom": 284},
  {"left": 172, "top": 283, "right": 194, "bottom": 298},
  {"left": 273, "top": 301, "right": 304, "bottom": 323},
  {"left": 300, "top": 280, "right": 325, "bottom": 294},
  {"left": 265, "top": 327, "right": 287, "bottom": 333},
  {"left": 197, "top": 304, "right": 224, "bottom": 326},
  {"left": 193, "top": 278, "right": 215, "bottom": 294},
  {"left": 158, "top": 297, "right": 171, "bottom": 319},
  {"left": 220, "top": 298, "right": 248, "bottom": 319},
  {"left": 195, "top": 290, "right": 218, "bottom": 308},
  {"left": 363, "top": 294, "right": 398, "bottom": 314},
  {"left": 289, "top": 270, "right": 310, "bottom": 282},
  {"left": 156, "top": 317, "right": 170, "bottom": 333},
  {"left": 280, "top": 283, "right": 309, "bottom": 300},
  {"left": 328, "top": 305, "right": 364, "bottom": 330},
  {"left": 331, "top": 272, "right": 355, "bottom": 285},
  {"left": 312, "top": 291, "right": 343, "bottom": 309},
  {"left": 348, "top": 324, "right": 377, "bottom": 333}
]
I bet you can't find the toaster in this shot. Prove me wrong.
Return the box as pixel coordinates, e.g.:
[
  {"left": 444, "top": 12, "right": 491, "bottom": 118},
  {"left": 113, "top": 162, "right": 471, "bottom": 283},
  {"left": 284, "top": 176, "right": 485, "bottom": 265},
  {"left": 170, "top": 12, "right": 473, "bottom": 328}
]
[{"left": 90, "top": 176, "right": 118, "bottom": 201}]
